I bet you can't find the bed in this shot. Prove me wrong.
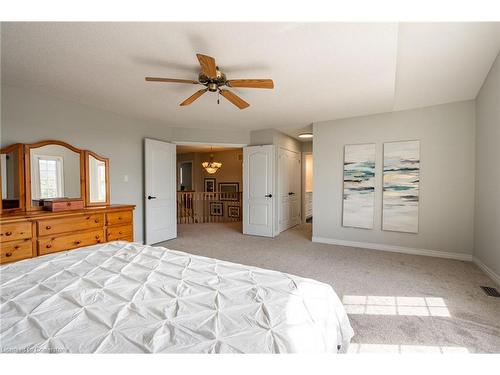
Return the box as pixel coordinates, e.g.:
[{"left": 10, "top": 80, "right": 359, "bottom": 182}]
[{"left": 0, "top": 241, "right": 354, "bottom": 353}]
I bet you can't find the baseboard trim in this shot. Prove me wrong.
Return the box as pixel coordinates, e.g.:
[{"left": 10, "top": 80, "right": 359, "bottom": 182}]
[
  {"left": 473, "top": 256, "right": 500, "bottom": 287},
  {"left": 312, "top": 236, "right": 473, "bottom": 261}
]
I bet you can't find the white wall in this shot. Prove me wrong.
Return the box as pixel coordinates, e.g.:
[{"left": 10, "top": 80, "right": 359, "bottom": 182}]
[
  {"left": 1, "top": 85, "right": 251, "bottom": 242},
  {"left": 313, "top": 100, "right": 476, "bottom": 258},
  {"left": 474, "top": 52, "right": 500, "bottom": 283}
]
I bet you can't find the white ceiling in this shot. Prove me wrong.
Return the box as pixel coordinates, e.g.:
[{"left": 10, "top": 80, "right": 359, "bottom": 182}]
[{"left": 2, "top": 22, "right": 499, "bottom": 139}]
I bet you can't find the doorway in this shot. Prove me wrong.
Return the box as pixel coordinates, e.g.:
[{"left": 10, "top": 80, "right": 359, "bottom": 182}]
[
  {"left": 176, "top": 144, "right": 244, "bottom": 228},
  {"left": 303, "top": 152, "right": 313, "bottom": 224},
  {"left": 177, "top": 160, "right": 193, "bottom": 191},
  {"left": 145, "top": 140, "right": 305, "bottom": 244}
]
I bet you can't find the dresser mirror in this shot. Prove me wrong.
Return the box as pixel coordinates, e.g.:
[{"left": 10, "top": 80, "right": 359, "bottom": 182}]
[
  {"left": 85, "top": 151, "right": 110, "bottom": 206},
  {"left": 26, "top": 141, "right": 85, "bottom": 210},
  {"left": 0, "top": 144, "right": 25, "bottom": 211}
]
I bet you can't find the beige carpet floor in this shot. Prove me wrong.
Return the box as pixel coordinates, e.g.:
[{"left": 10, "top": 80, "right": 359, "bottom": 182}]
[{"left": 158, "top": 222, "right": 500, "bottom": 353}]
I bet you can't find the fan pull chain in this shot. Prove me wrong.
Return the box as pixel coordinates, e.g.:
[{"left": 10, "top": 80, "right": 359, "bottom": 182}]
[{"left": 217, "top": 90, "right": 220, "bottom": 105}]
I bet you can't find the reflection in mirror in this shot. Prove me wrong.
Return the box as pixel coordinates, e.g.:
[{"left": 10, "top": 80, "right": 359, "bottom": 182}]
[
  {"left": 1, "top": 149, "right": 21, "bottom": 209},
  {"left": 88, "top": 155, "right": 107, "bottom": 203},
  {"left": 30, "top": 144, "right": 81, "bottom": 206}
]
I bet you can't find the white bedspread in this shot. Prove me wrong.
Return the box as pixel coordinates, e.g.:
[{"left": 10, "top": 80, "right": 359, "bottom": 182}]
[{"left": 0, "top": 241, "right": 353, "bottom": 353}]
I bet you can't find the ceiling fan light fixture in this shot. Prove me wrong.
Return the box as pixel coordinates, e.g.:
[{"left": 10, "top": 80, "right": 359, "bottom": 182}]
[{"left": 298, "top": 132, "right": 313, "bottom": 139}]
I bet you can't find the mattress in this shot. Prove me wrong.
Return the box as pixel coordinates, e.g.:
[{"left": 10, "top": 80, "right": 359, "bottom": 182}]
[{"left": 0, "top": 241, "right": 354, "bottom": 353}]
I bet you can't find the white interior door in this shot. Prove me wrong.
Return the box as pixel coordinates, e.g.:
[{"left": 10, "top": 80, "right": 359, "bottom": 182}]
[
  {"left": 290, "top": 150, "right": 301, "bottom": 226},
  {"left": 279, "top": 148, "right": 301, "bottom": 232},
  {"left": 145, "top": 138, "right": 176, "bottom": 245},
  {"left": 243, "top": 145, "right": 275, "bottom": 237}
]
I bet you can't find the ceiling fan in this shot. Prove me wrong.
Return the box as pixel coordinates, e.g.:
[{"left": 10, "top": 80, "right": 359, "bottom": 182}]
[{"left": 145, "top": 54, "right": 274, "bottom": 110}]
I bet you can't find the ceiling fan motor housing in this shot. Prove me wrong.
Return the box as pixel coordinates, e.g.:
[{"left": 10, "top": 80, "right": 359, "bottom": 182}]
[{"left": 199, "top": 69, "right": 227, "bottom": 91}]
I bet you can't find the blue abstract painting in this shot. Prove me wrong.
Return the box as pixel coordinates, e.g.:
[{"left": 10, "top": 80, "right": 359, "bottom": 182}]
[
  {"left": 383, "top": 140, "right": 420, "bottom": 233},
  {"left": 342, "top": 144, "right": 376, "bottom": 229}
]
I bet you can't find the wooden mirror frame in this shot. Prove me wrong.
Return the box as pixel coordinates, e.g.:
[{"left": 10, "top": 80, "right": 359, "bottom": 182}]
[
  {"left": 84, "top": 151, "right": 110, "bottom": 207},
  {"left": 0, "top": 143, "right": 26, "bottom": 213},
  {"left": 24, "top": 140, "right": 85, "bottom": 211}
]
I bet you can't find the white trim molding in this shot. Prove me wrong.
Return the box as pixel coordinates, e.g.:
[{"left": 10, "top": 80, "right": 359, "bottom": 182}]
[
  {"left": 312, "top": 236, "right": 473, "bottom": 261},
  {"left": 473, "top": 256, "right": 500, "bottom": 287}
]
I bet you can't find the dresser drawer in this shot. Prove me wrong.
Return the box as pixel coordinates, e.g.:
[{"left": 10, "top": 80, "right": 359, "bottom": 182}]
[
  {"left": 107, "top": 224, "right": 133, "bottom": 241},
  {"left": 38, "top": 229, "right": 104, "bottom": 256},
  {"left": 38, "top": 213, "right": 104, "bottom": 236},
  {"left": 106, "top": 210, "right": 133, "bottom": 226},
  {"left": 0, "top": 239, "right": 33, "bottom": 264},
  {"left": 0, "top": 221, "right": 32, "bottom": 243}
]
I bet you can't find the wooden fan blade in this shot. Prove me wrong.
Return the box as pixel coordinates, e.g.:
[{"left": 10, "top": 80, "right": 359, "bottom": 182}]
[
  {"left": 196, "top": 54, "right": 217, "bottom": 78},
  {"left": 219, "top": 89, "right": 250, "bottom": 109},
  {"left": 226, "top": 79, "right": 274, "bottom": 89},
  {"left": 180, "top": 89, "right": 208, "bottom": 106},
  {"left": 145, "top": 77, "right": 199, "bottom": 84}
]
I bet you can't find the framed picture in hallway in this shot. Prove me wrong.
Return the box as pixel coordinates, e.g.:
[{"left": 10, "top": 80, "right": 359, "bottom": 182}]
[
  {"left": 204, "top": 178, "right": 216, "bottom": 192},
  {"left": 209, "top": 201, "right": 224, "bottom": 216},
  {"left": 228, "top": 206, "right": 241, "bottom": 218},
  {"left": 219, "top": 182, "right": 240, "bottom": 201}
]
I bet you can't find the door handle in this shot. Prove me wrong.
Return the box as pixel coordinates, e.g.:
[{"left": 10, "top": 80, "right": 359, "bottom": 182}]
[
  {"left": 265, "top": 194, "right": 273, "bottom": 198},
  {"left": 288, "top": 192, "right": 295, "bottom": 195},
  {"left": 147, "top": 196, "right": 157, "bottom": 200}
]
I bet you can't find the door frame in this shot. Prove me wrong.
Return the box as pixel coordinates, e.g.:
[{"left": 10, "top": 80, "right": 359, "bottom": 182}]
[
  {"left": 177, "top": 160, "right": 194, "bottom": 191},
  {"left": 302, "top": 151, "right": 312, "bottom": 224},
  {"left": 172, "top": 141, "right": 248, "bottom": 148}
]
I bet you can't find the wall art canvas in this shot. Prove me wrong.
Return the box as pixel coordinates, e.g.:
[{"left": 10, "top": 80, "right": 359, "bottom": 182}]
[
  {"left": 382, "top": 140, "right": 420, "bottom": 233},
  {"left": 342, "top": 143, "right": 376, "bottom": 229}
]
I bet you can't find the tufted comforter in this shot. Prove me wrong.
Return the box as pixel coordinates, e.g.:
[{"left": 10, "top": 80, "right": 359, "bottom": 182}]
[{"left": 0, "top": 241, "right": 353, "bottom": 353}]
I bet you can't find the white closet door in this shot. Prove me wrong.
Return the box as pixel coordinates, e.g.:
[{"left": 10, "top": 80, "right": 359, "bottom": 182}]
[
  {"left": 243, "top": 145, "right": 275, "bottom": 237},
  {"left": 289, "top": 151, "right": 301, "bottom": 226},
  {"left": 278, "top": 149, "right": 291, "bottom": 232},
  {"left": 278, "top": 148, "right": 301, "bottom": 233}
]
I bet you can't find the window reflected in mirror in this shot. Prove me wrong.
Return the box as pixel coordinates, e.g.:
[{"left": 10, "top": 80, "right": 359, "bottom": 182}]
[
  {"left": 36, "top": 156, "right": 64, "bottom": 198},
  {"left": 1, "top": 148, "right": 21, "bottom": 210},
  {"left": 30, "top": 144, "right": 81, "bottom": 206},
  {"left": 88, "top": 155, "right": 107, "bottom": 203}
]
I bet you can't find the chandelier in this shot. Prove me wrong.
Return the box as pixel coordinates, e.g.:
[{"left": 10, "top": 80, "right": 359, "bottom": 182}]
[{"left": 202, "top": 149, "right": 222, "bottom": 174}]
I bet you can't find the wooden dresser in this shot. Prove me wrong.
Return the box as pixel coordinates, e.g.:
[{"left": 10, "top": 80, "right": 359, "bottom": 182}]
[{"left": 0, "top": 204, "right": 135, "bottom": 264}]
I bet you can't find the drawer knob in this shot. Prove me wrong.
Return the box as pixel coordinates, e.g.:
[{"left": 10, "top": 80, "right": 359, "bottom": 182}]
[
  {"left": 95, "top": 235, "right": 100, "bottom": 239},
  {"left": 67, "top": 202, "right": 71, "bottom": 206},
  {"left": 94, "top": 219, "right": 99, "bottom": 223},
  {"left": 74, "top": 240, "right": 81, "bottom": 245},
  {"left": 46, "top": 226, "right": 51, "bottom": 230},
  {"left": 5, "top": 252, "right": 12, "bottom": 257},
  {"left": 46, "top": 244, "right": 52, "bottom": 248},
  {"left": 5, "top": 231, "right": 12, "bottom": 236},
  {"left": 118, "top": 217, "right": 122, "bottom": 220},
  {"left": 14, "top": 245, "right": 20, "bottom": 250},
  {"left": 119, "top": 231, "right": 123, "bottom": 235}
]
